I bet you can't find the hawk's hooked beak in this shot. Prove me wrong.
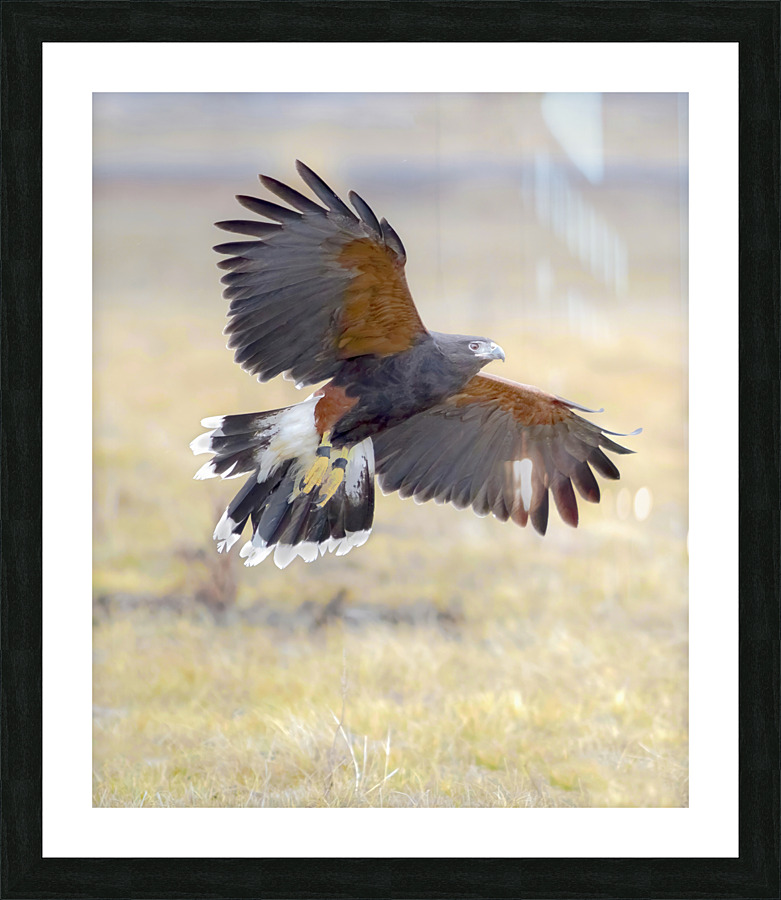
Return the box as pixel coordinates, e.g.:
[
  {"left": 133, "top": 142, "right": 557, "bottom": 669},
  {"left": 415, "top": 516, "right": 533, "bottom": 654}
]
[
  {"left": 474, "top": 340, "right": 506, "bottom": 362},
  {"left": 488, "top": 342, "right": 506, "bottom": 362}
]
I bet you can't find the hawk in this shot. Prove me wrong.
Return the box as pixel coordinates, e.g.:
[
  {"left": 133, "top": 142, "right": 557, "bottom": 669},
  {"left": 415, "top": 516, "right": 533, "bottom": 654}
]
[{"left": 191, "top": 162, "right": 638, "bottom": 569}]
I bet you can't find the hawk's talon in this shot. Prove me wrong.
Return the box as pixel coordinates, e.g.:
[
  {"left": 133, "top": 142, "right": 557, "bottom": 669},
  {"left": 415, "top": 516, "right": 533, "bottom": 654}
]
[
  {"left": 300, "top": 455, "right": 330, "bottom": 494},
  {"left": 315, "top": 466, "right": 346, "bottom": 507}
]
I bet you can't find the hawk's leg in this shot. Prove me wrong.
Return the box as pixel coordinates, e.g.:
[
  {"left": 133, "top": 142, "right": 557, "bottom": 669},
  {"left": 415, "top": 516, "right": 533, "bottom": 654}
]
[
  {"left": 296, "top": 432, "right": 349, "bottom": 506},
  {"left": 315, "top": 456, "right": 348, "bottom": 507},
  {"left": 298, "top": 436, "right": 332, "bottom": 495}
]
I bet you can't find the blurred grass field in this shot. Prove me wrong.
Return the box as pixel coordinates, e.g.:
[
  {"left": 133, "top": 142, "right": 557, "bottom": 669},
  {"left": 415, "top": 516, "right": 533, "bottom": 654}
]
[{"left": 93, "top": 301, "right": 687, "bottom": 808}]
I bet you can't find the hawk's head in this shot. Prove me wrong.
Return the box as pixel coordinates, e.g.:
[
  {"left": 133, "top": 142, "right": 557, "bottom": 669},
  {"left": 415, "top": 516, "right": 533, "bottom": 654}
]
[{"left": 433, "top": 332, "right": 506, "bottom": 379}]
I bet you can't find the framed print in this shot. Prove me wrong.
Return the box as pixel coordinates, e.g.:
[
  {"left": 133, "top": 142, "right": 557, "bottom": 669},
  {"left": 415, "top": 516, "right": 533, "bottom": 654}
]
[{"left": 2, "top": 1, "right": 778, "bottom": 897}]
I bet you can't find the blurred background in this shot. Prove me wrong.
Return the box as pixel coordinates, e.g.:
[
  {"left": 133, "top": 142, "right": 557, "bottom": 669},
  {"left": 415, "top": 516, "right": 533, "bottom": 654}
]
[{"left": 93, "top": 93, "right": 688, "bottom": 807}]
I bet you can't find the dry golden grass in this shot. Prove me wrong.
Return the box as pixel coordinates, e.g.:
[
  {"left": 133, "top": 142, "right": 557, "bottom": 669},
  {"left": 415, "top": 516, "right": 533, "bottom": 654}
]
[
  {"left": 93, "top": 611, "right": 687, "bottom": 808},
  {"left": 93, "top": 299, "right": 687, "bottom": 808}
]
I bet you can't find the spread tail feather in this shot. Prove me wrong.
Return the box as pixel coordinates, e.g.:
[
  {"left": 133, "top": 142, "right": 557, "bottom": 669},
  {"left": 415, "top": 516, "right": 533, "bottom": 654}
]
[{"left": 191, "top": 399, "right": 374, "bottom": 568}]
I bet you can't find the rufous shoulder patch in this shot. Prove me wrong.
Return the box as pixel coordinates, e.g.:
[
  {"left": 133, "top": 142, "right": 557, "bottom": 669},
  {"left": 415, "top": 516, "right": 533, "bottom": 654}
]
[
  {"left": 336, "top": 238, "right": 427, "bottom": 357},
  {"left": 452, "top": 373, "right": 570, "bottom": 427}
]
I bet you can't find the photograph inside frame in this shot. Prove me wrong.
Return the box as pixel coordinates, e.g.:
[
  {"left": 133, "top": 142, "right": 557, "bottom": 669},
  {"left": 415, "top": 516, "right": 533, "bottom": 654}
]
[{"left": 91, "top": 91, "right": 688, "bottom": 809}]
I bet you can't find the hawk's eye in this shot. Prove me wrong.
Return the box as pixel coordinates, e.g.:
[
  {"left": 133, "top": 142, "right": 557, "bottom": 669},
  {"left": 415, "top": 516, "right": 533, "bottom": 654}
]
[{"left": 469, "top": 341, "right": 481, "bottom": 352}]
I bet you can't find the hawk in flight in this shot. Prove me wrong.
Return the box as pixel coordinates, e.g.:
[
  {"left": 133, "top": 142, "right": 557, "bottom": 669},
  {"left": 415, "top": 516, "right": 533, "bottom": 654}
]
[{"left": 192, "top": 162, "right": 638, "bottom": 568}]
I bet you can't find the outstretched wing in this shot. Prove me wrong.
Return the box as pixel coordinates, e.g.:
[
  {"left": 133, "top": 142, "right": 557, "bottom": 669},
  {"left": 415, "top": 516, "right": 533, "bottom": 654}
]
[
  {"left": 214, "top": 161, "right": 428, "bottom": 386},
  {"left": 372, "top": 372, "right": 640, "bottom": 535}
]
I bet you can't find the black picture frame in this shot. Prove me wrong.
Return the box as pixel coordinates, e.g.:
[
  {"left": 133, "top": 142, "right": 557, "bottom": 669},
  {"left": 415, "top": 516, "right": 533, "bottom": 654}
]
[{"left": 2, "top": 2, "right": 778, "bottom": 898}]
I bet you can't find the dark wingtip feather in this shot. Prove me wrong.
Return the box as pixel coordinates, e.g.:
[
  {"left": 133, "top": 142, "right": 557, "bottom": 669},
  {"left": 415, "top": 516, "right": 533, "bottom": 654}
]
[
  {"left": 348, "top": 190, "right": 382, "bottom": 237},
  {"left": 215, "top": 220, "right": 282, "bottom": 238},
  {"left": 571, "top": 461, "right": 600, "bottom": 503},
  {"left": 213, "top": 240, "right": 265, "bottom": 257},
  {"left": 551, "top": 476, "right": 579, "bottom": 528},
  {"left": 235, "top": 194, "right": 302, "bottom": 223},
  {"left": 511, "top": 502, "right": 529, "bottom": 527},
  {"left": 599, "top": 434, "right": 636, "bottom": 455},
  {"left": 598, "top": 425, "right": 642, "bottom": 455},
  {"left": 294, "top": 160, "right": 358, "bottom": 221},
  {"left": 530, "top": 489, "right": 549, "bottom": 535},
  {"left": 259, "top": 174, "right": 326, "bottom": 215},
  {"left": 589, "top": 447, "right": 621, "bottom": 480},
  {"left": 379, "top": 217, "right": 406, "bottom": 261}
]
